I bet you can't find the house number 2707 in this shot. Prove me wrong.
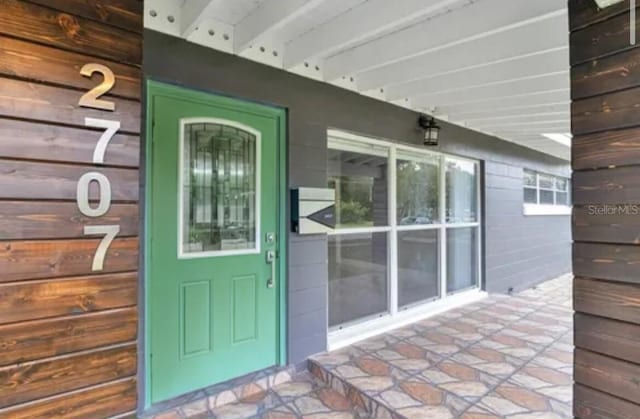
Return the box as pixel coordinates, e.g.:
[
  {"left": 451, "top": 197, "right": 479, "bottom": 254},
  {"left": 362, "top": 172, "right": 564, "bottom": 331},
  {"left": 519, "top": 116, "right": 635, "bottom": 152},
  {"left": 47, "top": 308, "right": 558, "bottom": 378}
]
[{"left": 77, "top": 63, "right": 121, "bottom": 271}]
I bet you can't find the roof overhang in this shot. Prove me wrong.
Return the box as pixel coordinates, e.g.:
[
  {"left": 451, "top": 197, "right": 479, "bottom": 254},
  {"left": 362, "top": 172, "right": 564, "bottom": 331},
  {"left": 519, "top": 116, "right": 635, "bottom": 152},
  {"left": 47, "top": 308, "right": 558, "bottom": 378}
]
[{"left": 145, "top": 0, "right": 571, "bottom": 160}]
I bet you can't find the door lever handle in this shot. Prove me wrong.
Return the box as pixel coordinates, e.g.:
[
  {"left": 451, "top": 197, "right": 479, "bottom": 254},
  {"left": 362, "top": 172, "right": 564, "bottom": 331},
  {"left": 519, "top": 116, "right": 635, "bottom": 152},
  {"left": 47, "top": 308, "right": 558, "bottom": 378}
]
[{"left": 266, "top": 250, "right": 276, "bottom": 288}]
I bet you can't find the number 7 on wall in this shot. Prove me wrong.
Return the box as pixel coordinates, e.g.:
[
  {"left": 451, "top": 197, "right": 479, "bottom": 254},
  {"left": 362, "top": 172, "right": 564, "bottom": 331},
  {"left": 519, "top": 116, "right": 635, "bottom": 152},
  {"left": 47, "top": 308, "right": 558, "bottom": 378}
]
[
  {"left": 77, "top": 62, "right": 122, "bottom": 272},
  {"left": 84, "top": 225, "right": 120, "bottom": 271}
]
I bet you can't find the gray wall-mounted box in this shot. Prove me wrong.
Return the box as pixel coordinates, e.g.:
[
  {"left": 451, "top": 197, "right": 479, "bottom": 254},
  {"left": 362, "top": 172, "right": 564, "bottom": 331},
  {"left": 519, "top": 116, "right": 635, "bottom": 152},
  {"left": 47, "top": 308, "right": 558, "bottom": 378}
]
[{"left": 291, "top": 188, "right": 336, "bottom": 234}]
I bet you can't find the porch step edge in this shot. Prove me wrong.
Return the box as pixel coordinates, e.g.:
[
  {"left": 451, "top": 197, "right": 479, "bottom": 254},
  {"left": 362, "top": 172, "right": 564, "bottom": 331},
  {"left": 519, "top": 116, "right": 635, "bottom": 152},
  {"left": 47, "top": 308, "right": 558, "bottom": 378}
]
[
  {"left": 142, "top": 364, "right": 298, "bottom": 418},
  {"left": 307, "top": 358, "right": 402, "bottom": 419}
]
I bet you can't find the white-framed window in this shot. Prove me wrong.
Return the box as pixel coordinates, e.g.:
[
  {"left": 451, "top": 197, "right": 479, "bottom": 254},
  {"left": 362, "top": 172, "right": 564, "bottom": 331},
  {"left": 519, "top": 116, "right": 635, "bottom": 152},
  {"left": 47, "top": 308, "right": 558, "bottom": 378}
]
[
  {"left": 326, "top": 130, "right": 482, "bottom": 332},
  {"left": 523, "top": 169, "right": 571, "bottom": 216}
]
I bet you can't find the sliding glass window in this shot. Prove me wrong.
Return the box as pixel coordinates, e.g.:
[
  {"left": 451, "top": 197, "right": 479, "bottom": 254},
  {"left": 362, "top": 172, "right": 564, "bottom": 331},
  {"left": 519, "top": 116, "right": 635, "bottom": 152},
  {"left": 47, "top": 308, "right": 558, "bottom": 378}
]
[{"left": 327, "top": 130, "right": 481, "bottom": 331}]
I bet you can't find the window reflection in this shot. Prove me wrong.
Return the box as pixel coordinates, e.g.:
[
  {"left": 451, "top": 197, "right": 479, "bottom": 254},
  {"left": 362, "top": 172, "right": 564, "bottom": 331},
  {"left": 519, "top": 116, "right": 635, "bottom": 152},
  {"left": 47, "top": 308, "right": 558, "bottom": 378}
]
[
  {"left": 181, "top": 122, "right": 257, "bottom": 254},
  {"left": 329, "top": 233, "right": 389, "bottom": 327},
  {"left": 397, "top": 154, "right": 439, "bottom": 225},
  {"left": 328, "top": 147, "right": 388, "bottom": 229},
  {"left": 446, "top": 159, "right": 478, "bottom": 223},
  {"left": 398, "top": 230, "right": 439, "bottom": 307},
  {"left": 447, "top": 228, "right": 478, "bottom": 293}
]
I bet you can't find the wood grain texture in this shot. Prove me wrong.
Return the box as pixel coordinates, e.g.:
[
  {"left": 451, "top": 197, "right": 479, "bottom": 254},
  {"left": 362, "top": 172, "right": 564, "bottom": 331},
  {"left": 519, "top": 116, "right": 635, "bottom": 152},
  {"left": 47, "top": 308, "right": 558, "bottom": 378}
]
[
  {"left": 573, "top": 204, "right": 640, "bottom": 244},
  {"left": 571, "top": 10, "right": 640, "bottom": 65},
  {"left": 572, "top": 165, "right": 640, "bottom": 204},
  {"left": 0, "top": 377, "right": 137, "bottom": 419},
  {"left": 0, "top": 307, "right": 136, "bottom": 366},
  {"left": 574, "top": 384, "right": 640, "bottom": 419},
  {"left": 0, "top": 36, "right": 141, "bottom": 100},
  {"left": 572, "top": 46, "right": 640, "bottom": 100},
  {"left": 0, "top": 118, "right": 139, "bottom": 167},
  {"left": 0, "top": 160, "right": 138, "bottom": 202},
  {"left": 574, "top": 277, "right": 640, "bottom": 324},
  {"left": 573, "top": 127, "right": 640, "bottom": 170},
  {"left": 0, "top": 343, "right": 136, "bottom": 407},
  {"left": 575, "top": 348, "right": 640, "bottom": 405},
  {"left": 0, "top": 0, "right": 141, "bottom": 65},
  {"left": 0, "top": 201, "right": 139, "bottom": 240},
  {"left": 0, "top": 77, "right": 140, "bottom": 133},
  {"left": 0, "top": 272, "right": 137, "bottom": 325},
  {"left": 27, "top": 0, "right": 143, "bottom": 33},
  {"left": 573, "top": 243, "right": 640, "bottom": 284},
  {"left": 572, "top": 86, "right": 640, "bottom": 135},
  {"left": 0, "top": 238, "right": 138, "bottom": 283},
  {"left": 569, "top": 0, "right": 634, "bottom": 31},
  {"left": 575, "top": 312, "right": 640, "bottom": 365}
]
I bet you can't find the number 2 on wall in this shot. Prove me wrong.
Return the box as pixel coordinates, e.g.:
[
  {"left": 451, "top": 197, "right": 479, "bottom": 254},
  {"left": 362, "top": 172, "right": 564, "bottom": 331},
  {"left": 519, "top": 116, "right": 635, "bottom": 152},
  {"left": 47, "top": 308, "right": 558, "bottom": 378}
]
[{"left": 77, "top": 63, "right": 121, "bottom": 271}]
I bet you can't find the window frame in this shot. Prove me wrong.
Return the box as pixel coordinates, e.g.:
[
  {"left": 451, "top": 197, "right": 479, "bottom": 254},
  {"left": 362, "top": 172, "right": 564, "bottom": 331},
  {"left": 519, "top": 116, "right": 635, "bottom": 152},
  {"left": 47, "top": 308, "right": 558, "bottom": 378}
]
[
  {"left": 522, "top": 169, "right": 572, "bottom": 216},
  {"left": 327, "top": 130, "right": 482, "bottom": 333}
]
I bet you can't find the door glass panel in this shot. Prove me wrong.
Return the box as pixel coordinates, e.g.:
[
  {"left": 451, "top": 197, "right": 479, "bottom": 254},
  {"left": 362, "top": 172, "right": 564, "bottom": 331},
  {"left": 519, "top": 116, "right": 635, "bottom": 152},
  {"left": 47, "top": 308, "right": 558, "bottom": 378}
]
[
  {"left": 328, "top": 232, "right": 389, "bottom": 328},
  {"left": 181, "top": 121, "right": 257, "bottom": 256},
  {"left": 446, "top": 159, "right": 478, "bottom": 223},
  {"left": 446, "top": 227, "right": 479, "bottom": 294},
  {"left": 398, "top": 230, "right": 439, "bottom": 308},
  {"left": 397, "top": 152, "right": 439, "bottom": 225}
]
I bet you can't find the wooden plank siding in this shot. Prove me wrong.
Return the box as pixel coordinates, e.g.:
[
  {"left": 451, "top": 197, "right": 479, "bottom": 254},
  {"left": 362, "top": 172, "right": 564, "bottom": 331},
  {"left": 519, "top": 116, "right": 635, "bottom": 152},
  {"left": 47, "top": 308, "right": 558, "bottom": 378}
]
[
  {"left": 570, "top": 1, "right": 640, "bottom": 416},
  {"left": 0, "top": 1, "right": 141, "bottom": 417}
]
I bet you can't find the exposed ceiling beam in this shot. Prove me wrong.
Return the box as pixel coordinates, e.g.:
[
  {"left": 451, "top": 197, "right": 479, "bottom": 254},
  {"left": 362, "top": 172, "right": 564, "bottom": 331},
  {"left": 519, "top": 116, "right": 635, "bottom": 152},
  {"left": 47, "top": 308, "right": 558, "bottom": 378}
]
[
  {"left": 283, "top": 0, "right": 462, "bottom": 68},
  {"left": 413, "top": 72, "right": 569, "bottom": 108},
  {"left": 357, "top": 13, "right": 568, "bottom": 91},
  {"left": 323, "top": 0, "right": 566, "bottom": 79},
  {"left": 181, "top": 0, "right": 221, "bottom": 37},
  {"left": 234, "top": 0, "right": 327, "bottom": 53},
  {"left": 451, "top": 103, "right": 570, "bottom": 121},
  {"left": 386, "top": 48, "right": 569, "bottom": 101}
]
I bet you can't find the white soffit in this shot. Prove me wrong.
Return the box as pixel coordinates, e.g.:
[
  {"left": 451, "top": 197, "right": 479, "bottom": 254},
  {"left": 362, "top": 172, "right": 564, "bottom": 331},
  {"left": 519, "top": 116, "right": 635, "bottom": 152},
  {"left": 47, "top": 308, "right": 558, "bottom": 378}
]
[{"left": 145, "top": 0, "right": 571, "bottom": 161}]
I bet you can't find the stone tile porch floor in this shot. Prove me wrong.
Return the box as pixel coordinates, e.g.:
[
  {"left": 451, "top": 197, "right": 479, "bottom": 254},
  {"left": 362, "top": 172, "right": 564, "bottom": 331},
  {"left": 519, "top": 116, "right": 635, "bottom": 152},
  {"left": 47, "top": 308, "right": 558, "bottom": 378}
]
[{"left": 186, "top": 274, "right": 574, "bottom": 418}]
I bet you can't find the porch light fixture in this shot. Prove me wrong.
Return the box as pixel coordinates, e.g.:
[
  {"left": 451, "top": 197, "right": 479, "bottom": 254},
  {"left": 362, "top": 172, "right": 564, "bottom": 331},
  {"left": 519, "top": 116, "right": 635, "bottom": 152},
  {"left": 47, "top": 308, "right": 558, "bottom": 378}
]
[{"left": 418, "top": 114, "right": 441, "bottom": 146}]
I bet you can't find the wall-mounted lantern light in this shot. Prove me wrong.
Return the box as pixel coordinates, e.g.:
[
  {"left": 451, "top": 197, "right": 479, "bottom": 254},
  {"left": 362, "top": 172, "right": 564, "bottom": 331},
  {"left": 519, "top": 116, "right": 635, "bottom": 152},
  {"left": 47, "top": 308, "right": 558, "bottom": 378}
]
[{"left": 418, "top": 114, "right": 441, "bottom": 146}]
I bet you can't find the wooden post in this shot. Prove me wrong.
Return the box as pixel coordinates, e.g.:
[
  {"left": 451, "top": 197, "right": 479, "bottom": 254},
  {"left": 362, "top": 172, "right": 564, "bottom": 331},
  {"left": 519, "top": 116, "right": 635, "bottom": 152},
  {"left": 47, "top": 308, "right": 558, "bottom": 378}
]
[
  {"left": 0, "top": 0, "right": 142, "bottom": 416},
  {"left": 570, "top": 0, "right": 640, "bottom": 416}
]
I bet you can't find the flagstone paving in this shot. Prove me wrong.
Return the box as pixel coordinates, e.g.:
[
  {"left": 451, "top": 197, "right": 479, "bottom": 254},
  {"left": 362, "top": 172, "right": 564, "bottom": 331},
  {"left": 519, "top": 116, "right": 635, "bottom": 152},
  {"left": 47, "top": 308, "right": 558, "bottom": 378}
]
[{"left": 190, "top": 274, "right": 573, "bottom": 418}]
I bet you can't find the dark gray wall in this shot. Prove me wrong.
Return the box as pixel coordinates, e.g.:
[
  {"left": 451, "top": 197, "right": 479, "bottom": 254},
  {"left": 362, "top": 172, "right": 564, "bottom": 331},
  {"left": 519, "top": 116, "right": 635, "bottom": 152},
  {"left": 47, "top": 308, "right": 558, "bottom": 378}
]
[{"left": 144, "top": 30, "right": 571, "bottom": 364}]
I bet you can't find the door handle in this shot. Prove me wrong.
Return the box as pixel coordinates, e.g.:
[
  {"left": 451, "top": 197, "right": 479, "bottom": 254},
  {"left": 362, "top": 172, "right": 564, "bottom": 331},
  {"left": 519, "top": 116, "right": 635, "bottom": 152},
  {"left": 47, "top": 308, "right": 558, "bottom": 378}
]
[{"left": 266, "top": 250, "right": 276, "bottom": 288}]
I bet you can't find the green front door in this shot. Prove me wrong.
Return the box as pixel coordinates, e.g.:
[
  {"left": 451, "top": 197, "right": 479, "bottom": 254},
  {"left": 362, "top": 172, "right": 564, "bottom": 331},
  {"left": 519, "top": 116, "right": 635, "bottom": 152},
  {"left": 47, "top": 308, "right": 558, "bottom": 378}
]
[{"left": 147, "top": 82, "right": 285, "bottom": 403}]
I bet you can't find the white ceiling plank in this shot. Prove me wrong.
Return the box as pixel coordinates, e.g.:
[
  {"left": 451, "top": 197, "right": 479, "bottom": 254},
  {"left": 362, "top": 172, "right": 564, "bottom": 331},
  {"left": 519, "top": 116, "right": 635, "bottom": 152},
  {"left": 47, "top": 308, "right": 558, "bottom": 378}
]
[
  {"left": 490, "top": 125, "right": 571, "bottom": 135},
  {"left": 433, "top": 90, "right": 570, "bottom": 115},
  {"left": 464, "top": 111, "right": 570, "bottom": 124},
  {"left": 452, "top": 103, "right": 570, "bottom": 121},
  {"left": 323, "top": 0, "right": 566, "bottom": 79},
  {"left": 234, "top": 0, "right": 327, "bottom": 53},
  {"left": 413, "top": 72, "right": 569, "bottom": 108},
  {"left": 283, "top": 0, "right": 463, "bottom": 68},
  {"left": 357, "top": 14, "right": 568, "bottom": 91},
  {"left": 472, "top": 117, "right": 570, "bottom": 128},
  {"left": 181, "top": 0, "right": 220, "bottom": 37},
  {"left": 386, "top": 48, "right": 569, "bottom": 101}
]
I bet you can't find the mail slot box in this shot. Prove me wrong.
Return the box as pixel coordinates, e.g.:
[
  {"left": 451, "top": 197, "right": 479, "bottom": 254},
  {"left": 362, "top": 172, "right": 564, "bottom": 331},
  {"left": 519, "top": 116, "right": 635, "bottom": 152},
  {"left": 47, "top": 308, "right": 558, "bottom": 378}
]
[{"left": 291, "top": 187, "right": 336, "bottom": 234}]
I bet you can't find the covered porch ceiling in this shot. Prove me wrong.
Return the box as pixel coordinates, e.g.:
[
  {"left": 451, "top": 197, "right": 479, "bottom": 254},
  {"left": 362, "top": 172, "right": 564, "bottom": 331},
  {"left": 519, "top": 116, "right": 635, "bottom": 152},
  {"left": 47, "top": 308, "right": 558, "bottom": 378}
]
[{"left": 145, "top": 0, "right": 570, "bottom": 160}]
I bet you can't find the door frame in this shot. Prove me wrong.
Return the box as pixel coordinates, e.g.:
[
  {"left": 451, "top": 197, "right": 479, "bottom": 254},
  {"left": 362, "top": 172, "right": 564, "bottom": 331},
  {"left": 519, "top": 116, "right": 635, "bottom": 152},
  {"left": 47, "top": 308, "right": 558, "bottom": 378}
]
[{"left": 143, "top": 80, "right": 288, "bottom": 408}]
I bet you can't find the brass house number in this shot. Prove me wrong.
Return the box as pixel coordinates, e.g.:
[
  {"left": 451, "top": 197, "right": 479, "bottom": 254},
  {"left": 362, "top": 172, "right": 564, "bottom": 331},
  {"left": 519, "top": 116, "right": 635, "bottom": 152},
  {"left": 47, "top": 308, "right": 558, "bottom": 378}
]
[{"left": 77, "top": 63, "right": 121, "bottom": 271}]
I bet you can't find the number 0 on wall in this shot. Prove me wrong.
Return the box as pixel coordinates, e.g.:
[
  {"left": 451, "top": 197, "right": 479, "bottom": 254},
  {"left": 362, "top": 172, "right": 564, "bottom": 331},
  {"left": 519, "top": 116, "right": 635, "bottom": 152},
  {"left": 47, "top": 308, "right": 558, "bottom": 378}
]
[{"left": 76, "top": 63, "right": 122, "bottom": 271}]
